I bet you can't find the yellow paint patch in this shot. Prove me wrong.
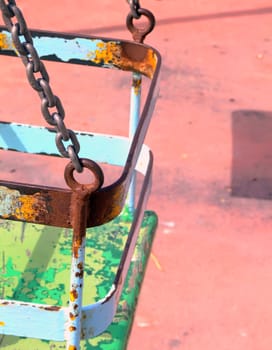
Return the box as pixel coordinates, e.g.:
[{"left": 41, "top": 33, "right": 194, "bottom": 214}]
[
  {"left": 69, "top": 289, "right": 78, "bottom": 302},
  {"left": 0, "top": 186, "right": 41, "bottom": 221},
  {"left": 118, "top": 47, "right": 157, "bottom": 78},
  {"left": 0, "top": 321, "right": 5, "bottom": 326},
  {"left": 87, "top": 41, "right": 157, "bottom": 78},
  {"left": 14, "top": 193, "right": 47, "bottom": 222},
  {"left": 89, "top": 41, "right": 121, "bottom": 66},
  {"left": 0, "top": 33, "right": 11, "bottom": 50},
  {"left": 15, "top": 195, "right": 38, "bottom": 221}
]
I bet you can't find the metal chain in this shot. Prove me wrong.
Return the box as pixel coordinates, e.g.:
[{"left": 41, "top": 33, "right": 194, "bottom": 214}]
[
  {"left": 0, "top": 0, "right": 83, "bottom": 172},
  {"left": 127, "top": 0, "right": 141, "bottom": 19}
]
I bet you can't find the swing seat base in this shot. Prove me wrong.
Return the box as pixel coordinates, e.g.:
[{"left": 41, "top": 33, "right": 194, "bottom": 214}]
[{"left": 0, "top": 210, "right": 157, "bottom": 349}]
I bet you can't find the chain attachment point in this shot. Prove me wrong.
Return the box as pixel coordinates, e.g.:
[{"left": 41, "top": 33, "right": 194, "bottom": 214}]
[
  {"left": 64, "top": 158, "right": 104, "bottom": 190},
  {"left": 126, "top": 7, "right": 155, "bottom": 43}
]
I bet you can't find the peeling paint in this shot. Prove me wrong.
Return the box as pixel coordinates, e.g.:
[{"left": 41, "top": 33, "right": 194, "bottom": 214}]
[
  {"left": 70, "top": 289, "right": 78, "bottom": 302},
  {"left": 86, "top": 41, "right": 157, "bottom": 78},
  {"left": 111, "top": 185, "right": 126, "bottom": 219},
  {"left": 69, "top": 313, "right": 76, "bottom": 321},
  {"left": 0, "top": 32, "right": 12, "bottom": 50},
  {"left": 132, "top": 75, "right": 142, "bottom": 96},
  {"left": 0, "top": 28, "right": 159, "bottom": 79},
  {"left": 119, "top": 45, "right": 157, "bottom": 78},
  {"left": 0, "top": 186, "right": 48, "bottom": 222},
  {"left": 90, "top": 41, "right": 121, "bottom": 66}
]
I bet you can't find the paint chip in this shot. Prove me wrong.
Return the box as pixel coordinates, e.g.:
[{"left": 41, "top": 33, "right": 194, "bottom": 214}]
[{"left": 151, "top": 252, "right": 163, "bottom": 271}]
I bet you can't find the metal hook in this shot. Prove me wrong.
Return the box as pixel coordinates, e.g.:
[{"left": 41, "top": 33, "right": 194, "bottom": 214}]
[
  {"left": 126, "top": 8, "right": 155, "bottom": 43},
  {"left": 64, "top": 158, "right": 104, "bottom": 192}
]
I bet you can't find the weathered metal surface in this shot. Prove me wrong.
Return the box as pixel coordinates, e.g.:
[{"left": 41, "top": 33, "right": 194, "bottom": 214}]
[
  {"left": 0, "top": 28, "right": 160, "bottom": 228},
  {"left": 65, "top": 160, "right": 104, "bottom": 349},
  {"left": 0, "top": 28, "right": 159, "bottom": 78},
  {"left": 0, "top": 210, "right": 157, "bottom": 348},
  {"left": 0, "top": 183, "right": 71, "bottom": 226},
  {"left": 126, "top": 8, "right": 156, "bottom": 43},
  {"left": 67, "top": 193, "right": 88, "bottom": 349},
  {"left": 0, "top": 137, "right": 152, "bottom": 227},
  {"left": 0, "top": 27, "right": 160, "bottom": 348}
]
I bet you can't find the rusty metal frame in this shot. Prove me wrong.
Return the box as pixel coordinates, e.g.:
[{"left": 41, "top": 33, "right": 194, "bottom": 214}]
[
  {"left": 0, "top": 28, "right": 161, "bottom": 346},
  {"left": 0, "top": 27, "right": 161, "bottom": 228}
]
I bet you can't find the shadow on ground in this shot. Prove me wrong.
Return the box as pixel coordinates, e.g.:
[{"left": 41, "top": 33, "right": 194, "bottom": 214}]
[{"left": 232, "top": 110, "right": 272, "bottom": 200}]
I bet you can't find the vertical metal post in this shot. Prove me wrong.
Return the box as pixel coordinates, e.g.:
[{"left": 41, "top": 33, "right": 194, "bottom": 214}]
[
  {"left": 127, "top": 72, "right": 142, "bottom": 212},
  {"left": 64, "top": 160, "right": 103, "bottom": 350},
  {"left": 66, "top": 191, "right": 89, "bottom": 350}
]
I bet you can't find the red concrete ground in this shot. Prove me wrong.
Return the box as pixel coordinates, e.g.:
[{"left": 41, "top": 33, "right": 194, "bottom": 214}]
[{"left": 2, "top": 1, "right": 272, "bottom": 349}]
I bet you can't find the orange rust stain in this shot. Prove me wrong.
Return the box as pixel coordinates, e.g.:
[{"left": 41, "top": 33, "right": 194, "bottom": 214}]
[
  {"left": 133, "top": 76, "right": 142, "bottom": 96},
  {"left": 72, "top": 238, "right": 82, "bottom": 259},
  {"left": 15, "top": 193, "right": 47, "bottom": 221},
  {"left": 88, "top": 41, "right": 121, "bottom": 66},
  {"left": 119, "top": 47, "right": 157, "bottom": 78},
  {"left": 0, "top": 321, "right": 5, "bottom": 326},
  {"left": 69, "top": 312, "right": 76, "bottom": 321},
  {"left": 69, "top": 326, "right": 77, "bottom": 332},
  {"left": 145, "top": 48, "right": 157, "bottom": 76},
  {"left": 68, "top": 346, "right": 77, "bottom": 350},
  {"left": 0, "top": 33, "right": 12, "bottom": 50},
  {"left": 15, "top": 195, "right": 37, "bottom": 221},
  {"left": 70, "top": 289, "right": 78, "bottom": 302},
  {"left": 87, "top": 41, "right": 157, "bottom": 78},
  {"left": 110, "top": 185, "right": 126, "bottom": 220},
  {"left": 77, "top": 262, "right": 83, "bottom": 269}
]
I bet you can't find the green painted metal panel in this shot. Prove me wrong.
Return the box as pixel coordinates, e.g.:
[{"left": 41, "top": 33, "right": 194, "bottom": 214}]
[{"left": 0, "top": 210, "right": 157, "bottom": 349}]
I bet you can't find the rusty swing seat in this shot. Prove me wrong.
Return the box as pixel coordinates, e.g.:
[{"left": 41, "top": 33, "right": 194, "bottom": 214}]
[{"left": 0, "top": 2, "right": 161, "bottom": 349}]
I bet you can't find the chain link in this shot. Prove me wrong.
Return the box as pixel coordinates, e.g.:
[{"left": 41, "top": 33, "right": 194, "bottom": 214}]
[
  {"left": 126, "top": 0, "right": 156, "bottom": 43},
  {"left": 127, "top": 0, "right": 141, "bottom": 19},
  {"left": 0, "top": 0, "right": 83, "bottom": 172}
]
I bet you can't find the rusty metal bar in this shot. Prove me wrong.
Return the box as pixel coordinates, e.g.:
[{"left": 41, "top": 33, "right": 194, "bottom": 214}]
[
  {"left": 67, "top": 190, "right": 89, "bottom": 349},
  {"left": 0, "top": 27, "right": 158, "bottom": 78}
]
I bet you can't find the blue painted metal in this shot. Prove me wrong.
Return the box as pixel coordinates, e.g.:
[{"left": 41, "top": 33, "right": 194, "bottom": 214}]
[
  {"left": 0, "top": 122, "right": 129, "bottom": 166},
  {"left": 127, "top": 72, "right": 142, "bottom": 211},
  {"left": 0, "top": 122, "right": 150, "bottom": 174},
  {"left": 0, "top": 28, "right": 160, "bottom": 79},
  {"left": 0, "top": 301, "right": 66, "bottom": 341},
  {"left": 67, "top": 238, "right": 86, "bottom": 348}
]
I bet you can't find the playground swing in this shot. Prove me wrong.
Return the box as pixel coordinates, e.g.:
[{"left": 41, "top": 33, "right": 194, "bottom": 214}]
[{"left": 0, "top": 1, "right": 161, "bottom": 349}]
